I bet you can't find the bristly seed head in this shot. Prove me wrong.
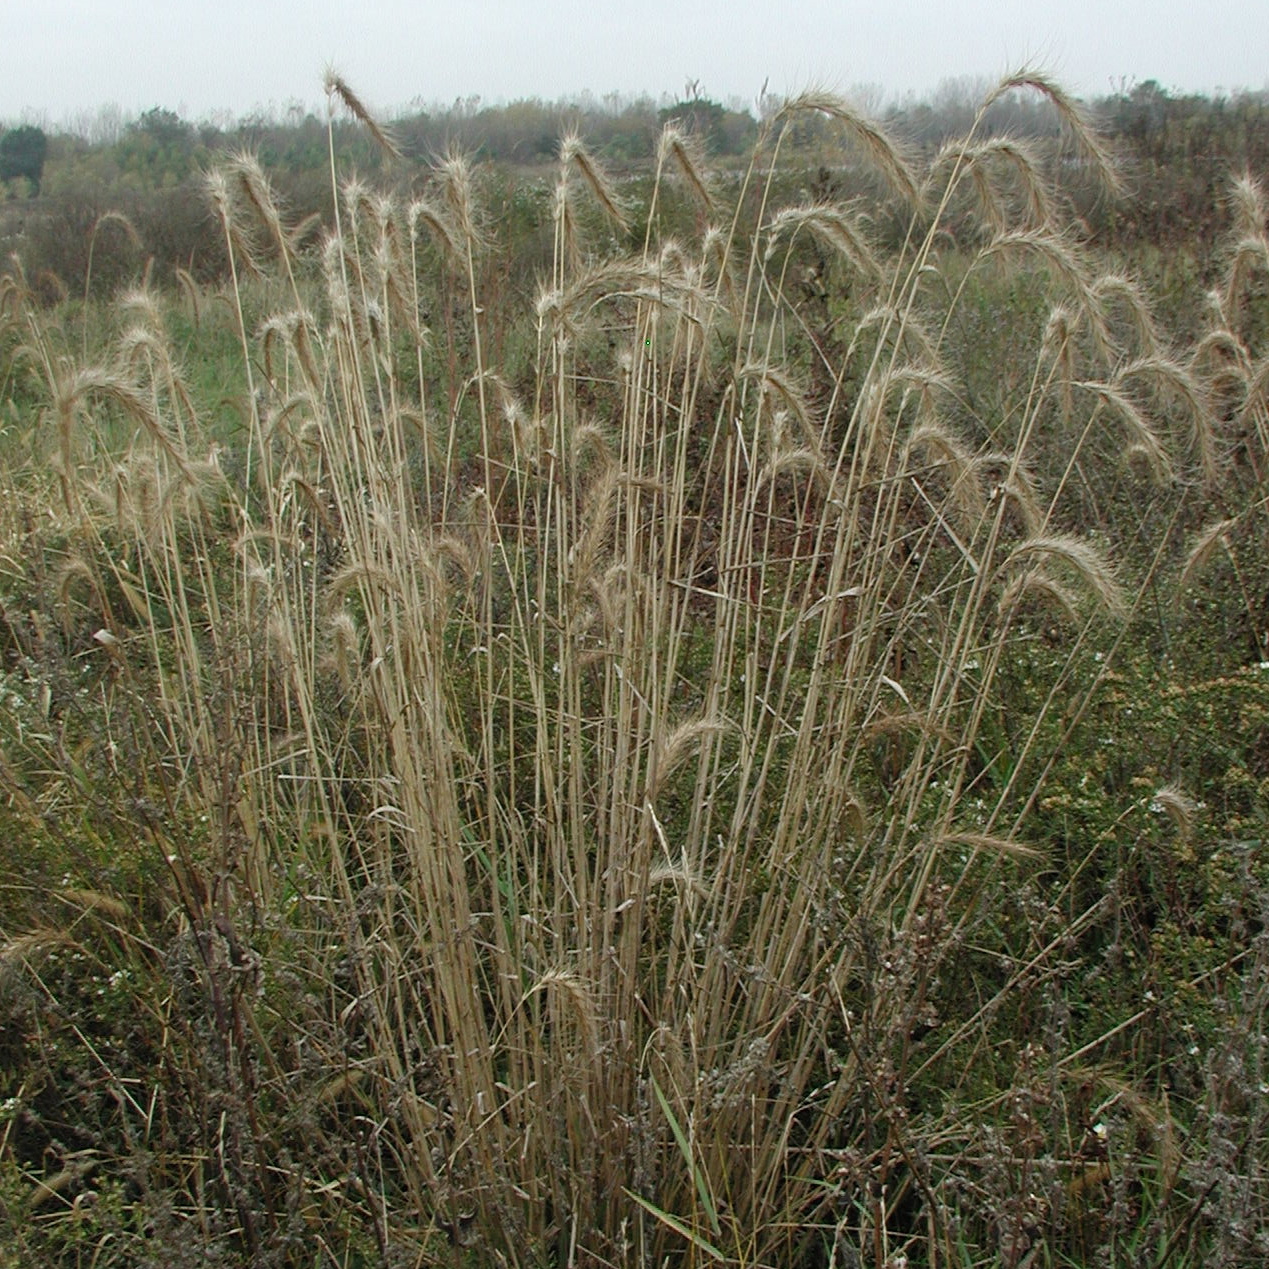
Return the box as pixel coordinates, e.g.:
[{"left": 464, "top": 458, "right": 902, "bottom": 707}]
[{"left": 323, "top": 68, "right": 402, "bottom": 160}]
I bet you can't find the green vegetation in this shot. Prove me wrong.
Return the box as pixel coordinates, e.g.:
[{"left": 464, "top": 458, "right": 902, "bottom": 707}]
[
  {"left": 5, "top": 75, "right": 1268, "bottom": 297},
  {"left": 0, "top": 125, "right": 48, "bottom": 197},
  {"left": 1, "top": 69, "right": 1268, "bottom": 1266}
]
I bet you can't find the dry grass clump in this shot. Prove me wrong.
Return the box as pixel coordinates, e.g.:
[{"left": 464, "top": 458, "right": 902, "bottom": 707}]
[{"left": 4, "top": 68, "right": 1263, "bottom": 1268}]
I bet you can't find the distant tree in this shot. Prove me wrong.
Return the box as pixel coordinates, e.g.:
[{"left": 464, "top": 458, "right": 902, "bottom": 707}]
[
  {"left": 0, "top": 125, "right": 49, "bottom": 195},
  {"left": 133, "top": 106, "right": 192, "bottom": 147},
  {"left": 118, "top": 107, "right": 198, "bottom": 183},
  {"left": 658, "top": 82, "right": 756, "bottom": 156}
]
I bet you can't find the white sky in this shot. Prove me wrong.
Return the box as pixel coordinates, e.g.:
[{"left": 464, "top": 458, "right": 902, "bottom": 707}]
[{"left": 3, "top": 0, "right": 1267, "bottom": 126}]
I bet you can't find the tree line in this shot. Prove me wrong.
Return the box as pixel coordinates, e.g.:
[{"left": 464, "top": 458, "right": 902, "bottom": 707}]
[{"left": 2, "top": 78, "right": 1267, "bottom": 298}]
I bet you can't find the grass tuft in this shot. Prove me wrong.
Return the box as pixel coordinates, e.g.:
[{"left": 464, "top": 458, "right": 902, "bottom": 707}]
[{"left": 2, "top": 71, "right": 1263, "bottom": 1269}]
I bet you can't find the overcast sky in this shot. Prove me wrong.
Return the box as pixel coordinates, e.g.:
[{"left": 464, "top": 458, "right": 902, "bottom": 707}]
[{"left": 3, "top": 0, "right": 1268, "bottom": 127}]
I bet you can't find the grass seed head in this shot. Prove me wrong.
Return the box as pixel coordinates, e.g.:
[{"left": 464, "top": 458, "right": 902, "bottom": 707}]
[
  {"left": 1116, "top": 354, "right": 1216, "bottom": 483},
  {"left": 776, "top": 90, "right": 920, "bottom": 207},
  {"left": 764, "top": 203, "right": 880, "bottom": 280},
  {"left": 57, "top": 887, "right": 131, "bottom": 922},
  {"left": 1091, "top": 272, "right": 1161, "bottom": 358},
  {"left": 647, "top": 718, "right": 729, "bottom": 801},
  {"left": 998, "top": 565, "right": 1084, "bottom": 626},
  {"left": 323, "top": 69, "right": 402, "bottom": 159},
  {"left": 986, "top": 69, "right": 1124, "bottom": 200},
  {"left": 1228, "top": 171, "right": 1267, "bottom": 240},
  {"left": 231, "top": 151, "right": 289, "bottom": 259},
  {"left": 437, "top": 148, "right": 481, "bottom": 250},
  {"left": 1151, "top": 784, "right": 1198, "bottom": 840},
  {"left": 1005, "top": 533, "right": 1127, "bottom": 620},
  {"left": 1225, "top": 235, "right": 1269, "bottom": 317},
  {"left": 1081, "top": 378, "right": 1173, "bottom": 485},
  {"left": 656, "top": 123, "right": 714, "bottom": 213},
  {"left": 904, "top": 419, "right": 985, "bottom": 525},
  {"left": 526, "top": 968, "right": 599, "bottom": 1064},
  {"left": 407, "top": 197, "right": 460, "bottom": 265},
  {"left": 1178, "top": 516, "right": 1238, "bottom": 593},
  {"left": 560, "top": 130, "right": 628, "bottom": 231},
  {"left": 757, "top": 445, "right": 829, "bottom": 494},
  {"left": 204, "top": 167, "right": 263, "bottom": 279},
  {"left": 964, "top": 136, "right": 1053, "bottom": 231}
]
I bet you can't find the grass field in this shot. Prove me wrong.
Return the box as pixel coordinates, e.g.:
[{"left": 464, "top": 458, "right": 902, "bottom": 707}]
[{"left": 1, "top": 72, "right": 1268, "bottom": 1267}]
